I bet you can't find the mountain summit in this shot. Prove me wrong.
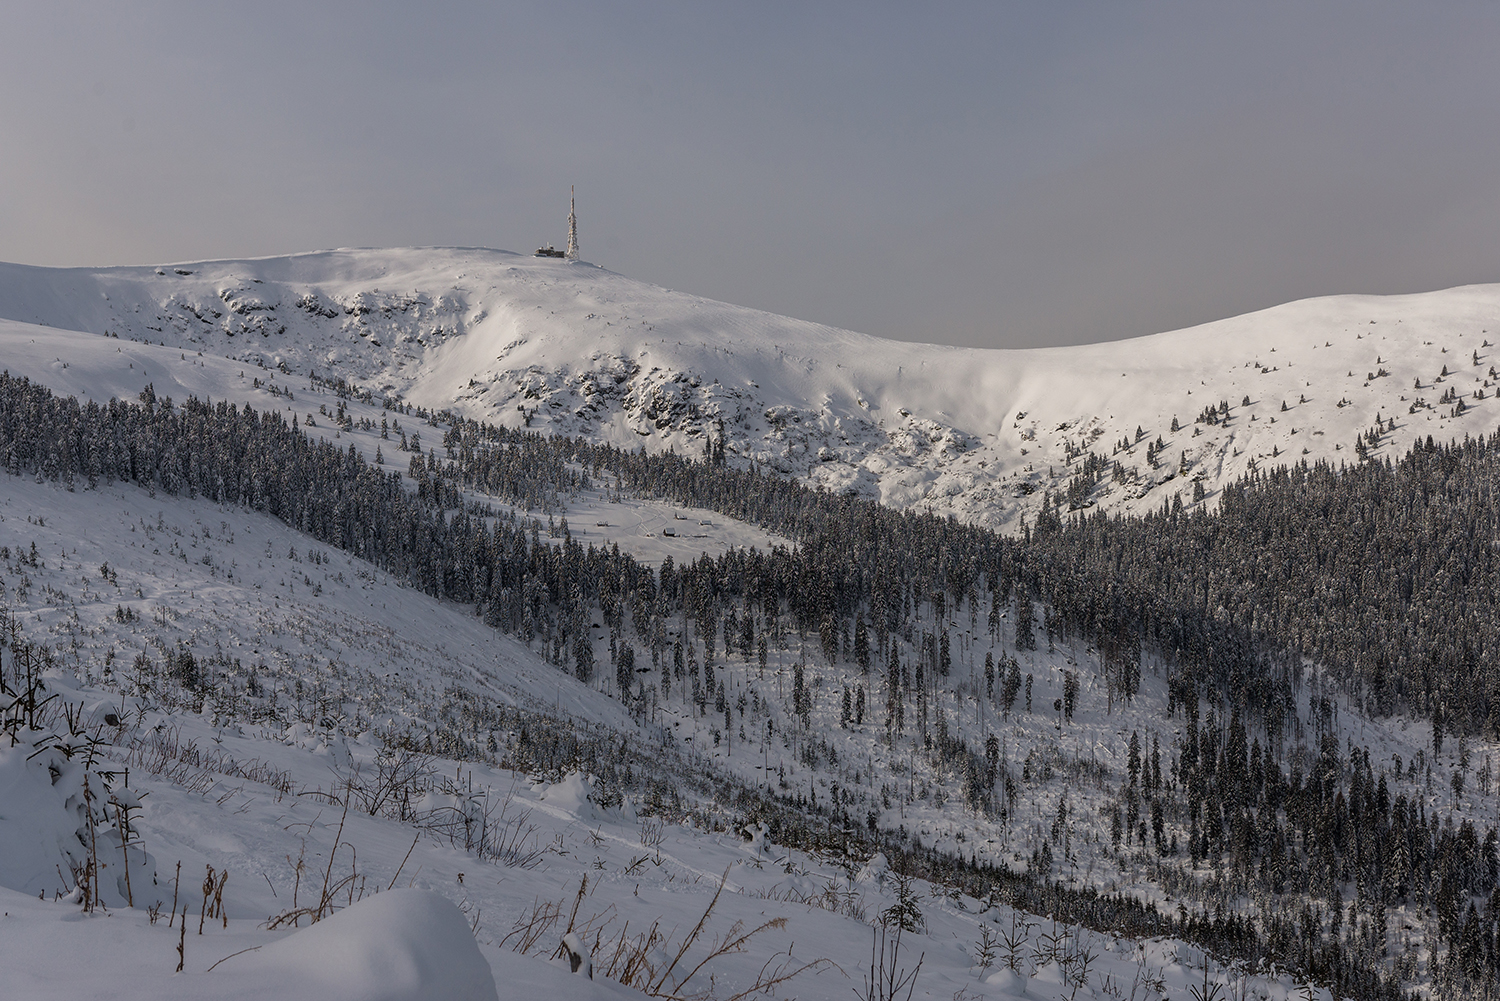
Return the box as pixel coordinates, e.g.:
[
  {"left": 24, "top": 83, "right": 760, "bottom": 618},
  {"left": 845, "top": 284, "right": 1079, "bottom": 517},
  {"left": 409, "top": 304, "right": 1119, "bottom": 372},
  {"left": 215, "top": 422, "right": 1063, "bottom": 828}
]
[{"left": 2, "top": 246, "right": 1495, "bottom": 530}]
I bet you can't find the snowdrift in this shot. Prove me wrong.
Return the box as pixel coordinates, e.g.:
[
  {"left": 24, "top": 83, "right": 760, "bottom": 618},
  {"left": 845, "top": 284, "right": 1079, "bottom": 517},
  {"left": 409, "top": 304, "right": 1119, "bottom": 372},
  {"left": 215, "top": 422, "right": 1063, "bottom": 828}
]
[
  {"left": 214, "top": 889, "right": 497, "bottom": 1001},
  {"left": 0, "top": 728, "right": 157, "bottom": 909}
]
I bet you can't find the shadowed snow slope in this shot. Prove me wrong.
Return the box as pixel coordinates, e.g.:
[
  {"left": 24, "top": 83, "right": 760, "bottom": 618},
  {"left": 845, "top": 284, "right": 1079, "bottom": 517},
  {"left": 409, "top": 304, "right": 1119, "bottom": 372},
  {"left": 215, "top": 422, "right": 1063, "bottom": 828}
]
[
  {"left": 214, "top": 890, "right": 496, "bottom": 1001},
  {"left": 2, "top": 247, "right": 1497, "bottom": 531}
]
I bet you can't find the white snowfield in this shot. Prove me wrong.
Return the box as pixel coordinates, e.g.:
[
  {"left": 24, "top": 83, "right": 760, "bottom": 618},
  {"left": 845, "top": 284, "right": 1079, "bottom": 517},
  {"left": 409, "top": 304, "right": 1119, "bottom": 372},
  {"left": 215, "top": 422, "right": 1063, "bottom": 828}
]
[
  {"left": 0, "top": 247, "right": 1476, "bottom": 999},
  {"left": 2, "top": 247, "right": 1497, "bottom": 531}
]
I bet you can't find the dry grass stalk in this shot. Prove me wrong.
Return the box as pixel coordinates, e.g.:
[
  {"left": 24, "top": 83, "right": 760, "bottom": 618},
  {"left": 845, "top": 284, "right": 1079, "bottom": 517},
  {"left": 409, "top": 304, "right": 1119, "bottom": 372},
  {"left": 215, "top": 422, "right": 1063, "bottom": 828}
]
[
  {"left": 499, "top": 895, "right": 564, "bottom": 954},
  {"left": 266, "top": 792, "right": 366, "bottom": 929},
  {"left": 127, "top": 725, "right": 293, "bottom": 797},
  {"left": 750, "top": 877, "right": 866, "bottom": 920},
  {"left": 509, "top": 867, "right": 833, "bottom": 1000},
  {"left": 602, "top": 866, "right": 832, "bottom": 1000}
]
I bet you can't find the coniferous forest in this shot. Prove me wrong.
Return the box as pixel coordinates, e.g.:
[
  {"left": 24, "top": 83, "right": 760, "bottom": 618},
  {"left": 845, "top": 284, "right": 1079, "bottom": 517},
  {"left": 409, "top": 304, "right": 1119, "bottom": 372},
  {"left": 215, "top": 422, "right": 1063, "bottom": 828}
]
[{"left": 9, "top": 371, "right": 1500, "bottom": 996}]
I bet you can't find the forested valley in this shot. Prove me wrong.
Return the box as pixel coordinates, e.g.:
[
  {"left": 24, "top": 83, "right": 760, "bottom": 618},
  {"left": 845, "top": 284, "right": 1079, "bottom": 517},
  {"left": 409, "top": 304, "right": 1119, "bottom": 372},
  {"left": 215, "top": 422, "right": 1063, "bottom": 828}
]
[{"left": 6, "top": 370, "right": 1500, "bottom": 997}]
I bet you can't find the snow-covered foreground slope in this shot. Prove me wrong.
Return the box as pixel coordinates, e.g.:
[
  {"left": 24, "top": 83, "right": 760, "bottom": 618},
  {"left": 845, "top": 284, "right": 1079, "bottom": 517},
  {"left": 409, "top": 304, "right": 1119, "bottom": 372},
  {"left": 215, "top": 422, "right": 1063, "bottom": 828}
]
[
  {"left": 0, "top": 437, "right": 1381, "bottom": 1000},
  {"left": 0, "top": 451, "right": 1472, "bottom": 999},
  {"left": 3, "top": 248, "right": 1495, "bottom": 996},
  {"left": 4, "top": 248, "right": 1497, "bottom": 531}
]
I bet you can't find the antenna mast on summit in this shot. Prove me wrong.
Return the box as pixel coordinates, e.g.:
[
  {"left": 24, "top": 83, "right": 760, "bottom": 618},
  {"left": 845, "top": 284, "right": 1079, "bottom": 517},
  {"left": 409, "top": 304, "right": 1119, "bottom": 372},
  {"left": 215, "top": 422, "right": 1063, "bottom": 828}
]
[{"left": 565, "top": 185, "right": 579, "bottom": 261}]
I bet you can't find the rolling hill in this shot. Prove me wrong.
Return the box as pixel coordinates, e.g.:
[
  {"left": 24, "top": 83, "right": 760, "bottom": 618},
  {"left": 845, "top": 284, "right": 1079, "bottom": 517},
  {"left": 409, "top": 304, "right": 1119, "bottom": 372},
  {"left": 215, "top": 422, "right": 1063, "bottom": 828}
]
[{"left": 3, "top": 247, "right": 1496, "bottom": 531}]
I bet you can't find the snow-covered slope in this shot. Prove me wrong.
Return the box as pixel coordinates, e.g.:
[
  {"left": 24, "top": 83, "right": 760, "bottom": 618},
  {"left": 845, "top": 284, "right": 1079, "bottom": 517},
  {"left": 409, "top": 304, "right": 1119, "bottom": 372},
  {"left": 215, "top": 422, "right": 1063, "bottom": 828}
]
[
  {"left": 0, "top": 468, "right": 1363, "bottom": 1001},
  {"left": 4, "top": 247, "right": 1496, "bottom": 531},
  {"left": 2, "top": 247, "right": 1483, "bottom": 997}
]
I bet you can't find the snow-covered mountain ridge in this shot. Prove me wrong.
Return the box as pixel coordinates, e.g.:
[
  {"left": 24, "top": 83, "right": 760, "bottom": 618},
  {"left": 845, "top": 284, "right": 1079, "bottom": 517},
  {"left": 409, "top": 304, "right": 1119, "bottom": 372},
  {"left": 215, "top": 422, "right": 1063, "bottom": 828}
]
[
  {"left": 2, "top": 246, "right": 1497, "bottom": 530},
  {"left": 0, "top": 248, "right": 1490, "bottom": 998}
]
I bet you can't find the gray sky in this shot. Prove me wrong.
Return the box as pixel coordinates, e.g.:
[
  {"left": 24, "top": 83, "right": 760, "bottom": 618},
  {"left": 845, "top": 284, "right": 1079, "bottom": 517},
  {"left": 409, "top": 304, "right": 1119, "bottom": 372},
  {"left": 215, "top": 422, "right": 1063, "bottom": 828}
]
[{"left": 4, "top": 2, "right": 1500, "bottom": 349}]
